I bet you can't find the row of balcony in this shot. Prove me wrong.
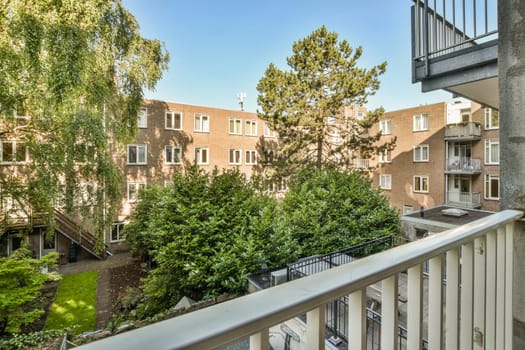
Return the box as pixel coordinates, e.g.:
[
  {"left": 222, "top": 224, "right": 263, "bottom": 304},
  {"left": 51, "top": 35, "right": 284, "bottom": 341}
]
[{"left": 76, "top": 210, "right": 522, "bottom": 350}]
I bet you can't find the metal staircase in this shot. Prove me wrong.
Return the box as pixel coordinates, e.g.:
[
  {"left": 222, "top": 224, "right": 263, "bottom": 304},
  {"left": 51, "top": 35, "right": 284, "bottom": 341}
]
[{"left": 54, "top": 209, "right": 111, "bottom": 260}]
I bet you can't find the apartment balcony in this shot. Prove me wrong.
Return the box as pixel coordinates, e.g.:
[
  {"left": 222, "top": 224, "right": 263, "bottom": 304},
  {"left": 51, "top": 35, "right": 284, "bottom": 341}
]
[
  {"left": 352, "top": 158, "right": 370, "bottom": 170},
  {"left": 445, "top": 157, "right": 481, "bottom": 174},
  {"left": 412, "top": 0, "right": 498, "bottom": 108},
  {"left": 444, "top": 122, "right": 481, "bottom": 141},
  {"left": 447, "top": 191, "right": 481, "bottom": 209},
  {"left": 76, "top": 210, "right": 522, "bottom": 350}
]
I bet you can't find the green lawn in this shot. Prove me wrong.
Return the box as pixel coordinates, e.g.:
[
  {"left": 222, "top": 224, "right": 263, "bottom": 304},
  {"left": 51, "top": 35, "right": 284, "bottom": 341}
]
[{"left": 46, "top": 271, "right": 98, "bottom": 334}]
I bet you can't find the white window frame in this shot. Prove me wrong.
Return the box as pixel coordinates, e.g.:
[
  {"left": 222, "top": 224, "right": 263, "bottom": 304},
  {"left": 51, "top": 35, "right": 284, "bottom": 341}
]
[
  {"left": 195, "top": 147, "right": 209, "bottom": 165},
  {"left": 165, "top": 145, "right": 182, "bottom": 165},
  {"left": 245, "top": 120, "right": 258, "bottom": 136},
  {"left": 138, "top": 108, "right": 147, "bottom": 128},
  {"left": 379, "top": 174, "right": 392, "bottom": 190},
  {"left": 264, "top": 121, "right": 276, "bottom": 138},
  {"left": 0, "top": 140, "right": 28, "bottom": 164},
  {"left": 413, "top": 114, "right": 429, "bottom": 131},
  {"left": 194, "top": 113, "right": 209, "bottom": 132},
  {"left": 413, "top": 144, "right": 429, "bottom": 162},
  {"left": 484, "top": 139, "right": 499, "bottom": 165},
  {"left": 484, "top": 108, "right": 499, "bottom": 130},
  {"left": 127, "top": 182, "right": 146, "bottom": 202},
  {"left": 245, "top": 149, "right": 257, "bottom": 165},
  {"left": 229, "top": 118, "right": 242, "bottom": 135},
  {"left": 379, "top": 119, "right": 391, "bottom": 135},
  {"left": 165, "top": 111, "right": 182, "bottom": 130},
  {"left": 127, "top": 144, "right": 147, "bottom": 165},
  {"left": 229, "top": 149, "right": 242, "bottom": 165},
  {"left": 413, "top": 175, "right": 429, "bottom": 193},
  {"left": 111, "top": 222, "right": 126, "bottom": 242},
  {"left": 379, "top": 150, "right": 392, "bottom": 163},
  {"left": 484, "top": 174, "right": 500, "bottom": 200}
]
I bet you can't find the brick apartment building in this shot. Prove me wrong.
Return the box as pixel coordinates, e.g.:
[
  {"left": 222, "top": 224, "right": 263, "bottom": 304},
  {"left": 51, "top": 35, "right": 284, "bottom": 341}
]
[
  {"left": 0, "top": 100, "right": 275, "bottom": 260},
  {"left": 373, "top": 100, "right": 500, "bottom": 215},
  {"left": 114, "top": 100, "right": 271, "bottom": 219}
]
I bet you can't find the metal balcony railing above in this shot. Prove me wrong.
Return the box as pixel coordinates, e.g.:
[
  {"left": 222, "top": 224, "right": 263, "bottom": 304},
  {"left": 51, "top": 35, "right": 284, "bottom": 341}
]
[
  {"left": 412, "top": 0, "right": 498, "bottom": 63},
  {"left": 445, "top": 157, "right": 481, "bottom": 173},
  {"left": 445, "top": 122, "right": 482, "bottom": 140},
  {"left": 76, "top": 210, "right": 522, "bottom": 350}
]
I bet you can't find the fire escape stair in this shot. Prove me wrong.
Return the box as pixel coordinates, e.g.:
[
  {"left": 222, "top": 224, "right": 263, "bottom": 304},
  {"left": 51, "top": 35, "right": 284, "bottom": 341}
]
[{"left": 54, "top": 209, "right": 111, "bottom": 260}]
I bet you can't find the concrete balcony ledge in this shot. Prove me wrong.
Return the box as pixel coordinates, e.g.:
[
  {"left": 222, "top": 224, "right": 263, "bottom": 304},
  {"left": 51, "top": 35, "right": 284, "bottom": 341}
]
[{"left": 444, "top": 122, "right": 482, "bottom": 141}]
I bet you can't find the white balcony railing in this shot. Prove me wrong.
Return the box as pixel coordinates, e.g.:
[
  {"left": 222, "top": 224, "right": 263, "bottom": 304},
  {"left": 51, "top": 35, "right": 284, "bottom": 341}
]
[
  {"left": 445, "top": 157, "right": 481, "bottom": 173},
  {"left": 447, "top": 191, "right": 481, "bottom": 208},
  {"left": 76, "top": 210, "right": 522, "bottom": 350}
]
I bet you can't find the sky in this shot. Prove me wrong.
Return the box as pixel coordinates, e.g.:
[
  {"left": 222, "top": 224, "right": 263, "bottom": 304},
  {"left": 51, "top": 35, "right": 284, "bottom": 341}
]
[{"left": 122, "top": 0, "right": 453, "bottom": 113}]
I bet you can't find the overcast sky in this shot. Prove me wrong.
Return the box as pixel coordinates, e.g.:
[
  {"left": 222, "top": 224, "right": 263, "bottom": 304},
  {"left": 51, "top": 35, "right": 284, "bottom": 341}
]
[{"left": 122, "top": 0, "right": 453, "bottom": 113}]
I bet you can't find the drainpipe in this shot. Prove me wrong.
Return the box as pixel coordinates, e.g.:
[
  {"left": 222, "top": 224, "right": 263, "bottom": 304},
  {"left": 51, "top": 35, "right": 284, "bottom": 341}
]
[{"left": 498, "top": 0, "right": 525, "bottom": 342}]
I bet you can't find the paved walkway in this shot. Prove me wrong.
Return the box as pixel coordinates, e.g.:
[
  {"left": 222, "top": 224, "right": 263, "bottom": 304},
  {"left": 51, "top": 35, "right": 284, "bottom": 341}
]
[{"left": 58, "top": 252, "right": 134, "bottom": 329}]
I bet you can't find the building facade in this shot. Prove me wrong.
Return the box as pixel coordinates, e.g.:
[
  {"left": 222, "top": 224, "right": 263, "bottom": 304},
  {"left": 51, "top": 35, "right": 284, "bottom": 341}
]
[{"left": 373, "top": 100, "right": 500, "bottom": 215}]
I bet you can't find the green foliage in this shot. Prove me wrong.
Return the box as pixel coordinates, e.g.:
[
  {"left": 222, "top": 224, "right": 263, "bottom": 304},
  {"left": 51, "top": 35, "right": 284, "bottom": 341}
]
[
  {"left": 45, "top": 271, "right": 98, "bottom": 334},
  {"left": 0, "top": 329, "right": 67, "bottom": 350},
  {"left": 125, "top": 166, "right": 299, "bottom": 316},
  {"left": 0, "top": 248, "right": 59, "bottom": 335},
  {"left": 0, "top": 0, "right": 168, "bottom": 240},
  {"left": 257, "top": 25, "right": 395, "bottom": 176},
  {"left": 281, "top": 167, "right": 400, "bottom": 256}
]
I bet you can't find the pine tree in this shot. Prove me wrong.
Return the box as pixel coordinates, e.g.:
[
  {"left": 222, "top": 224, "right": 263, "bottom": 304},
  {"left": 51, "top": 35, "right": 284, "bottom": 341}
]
[{"left": 257, "top": 26, "right": 395, "bottom": 177}]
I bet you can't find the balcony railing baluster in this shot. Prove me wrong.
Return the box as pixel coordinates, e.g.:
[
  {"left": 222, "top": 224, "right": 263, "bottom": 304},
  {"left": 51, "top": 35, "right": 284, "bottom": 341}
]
[
  {"left": 446, "top": 248, "right": 460, "bottom": 350},
  {"left": 473, "top": 237, "right": 487, "bottom": 350}
]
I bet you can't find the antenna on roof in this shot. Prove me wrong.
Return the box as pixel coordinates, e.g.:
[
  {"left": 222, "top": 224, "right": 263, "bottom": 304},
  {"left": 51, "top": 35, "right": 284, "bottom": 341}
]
[{"left": 237, "top": 92, "right": 246, "bottom": 111}]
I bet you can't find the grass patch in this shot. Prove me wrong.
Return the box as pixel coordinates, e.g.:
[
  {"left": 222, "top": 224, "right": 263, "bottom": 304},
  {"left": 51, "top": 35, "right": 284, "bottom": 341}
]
[{"left": 46, "top": 271, "right": 98, "bottom": 334}]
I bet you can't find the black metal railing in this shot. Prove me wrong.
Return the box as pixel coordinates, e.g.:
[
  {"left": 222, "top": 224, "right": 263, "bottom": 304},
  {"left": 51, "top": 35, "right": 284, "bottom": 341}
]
[{"left": 287, "top": 235, "right": 395, "bottom": 281}]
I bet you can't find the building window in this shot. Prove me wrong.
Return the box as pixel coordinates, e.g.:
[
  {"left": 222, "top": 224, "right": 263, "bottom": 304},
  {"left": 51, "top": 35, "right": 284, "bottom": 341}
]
[
  {"left": 127, "top": 144, "right": 147, "bottom": 165},
  {"left": 379, "top": 150, "right": 391, "bottom": 163},
  {"left": 413, "top": 114, "right": 429, "bottom": 131},
  {"left": 264, "top": 122, "right": 276, "bottom": 137},
  {"left": 165, "top": 145, "right": 182, "bottom": 164},
  {"left": 138, "top": 108, "right": 147, "bottom": 128},
  {"left": 379, "top": 119, "right": 391, "bottom": 135},
  {"left": 111, "top": 222, "right": 126, "bottom": 242},
  {"left": 127, "top": 182, "right": 146, "bottom": 202},
  {"left": 484, "top": 139, "right": 499, "bottom": 165},
  {"left": 413, "top": 175, "right": 429, "bottom": 193},
  {"left": 402, "top": 205, "right": 414, "bottom": 215},
  {"left": 484, "top": 108, "right": 499, "bottom": 130},
  {"left": 245, "top": 120, "right": 258, "bottom": 136},
  {"left": 228, "top": 149, "right": 242, "bottom": 165},
  {"left": 165, "top": 111, "right": 182, "bottom": 130},
  {"left": 413, "top": 144, "right": 429, "bottom": 162},
  {"left": 357, "top": 111, "right": 365, "bottom": 120},
  {"left": 194, "top": 113, "right": 209, "bottom": 132},
  {"left": 0, "top": 140, "right": 28, "bottom": 163},
  {"left": 195, "top": 147, "right": 209, "bottom": 165},
  {"left": 485, "top": 174, "right": 500, "bottom": 200},
  {"left": 73, "top": 143, "right": 96, "bottom": 164},
  {"left": 245, "top": 150, "right": 257, "bottom": 165},
  {"left": 379, "top": 174, "right": 392, "bottom": 190},
  {"left": 460, "top": 108, "right": 471, "bottom": 123},
  {"left": 229, "top": 118, "right": 242, "bottom": 135}
]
